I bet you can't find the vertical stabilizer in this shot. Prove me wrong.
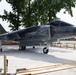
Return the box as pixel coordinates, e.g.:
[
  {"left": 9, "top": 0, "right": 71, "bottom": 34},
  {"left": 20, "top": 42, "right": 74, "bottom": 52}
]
[{"left": 0, "top": 24, "right": 7, "bottom": 34}]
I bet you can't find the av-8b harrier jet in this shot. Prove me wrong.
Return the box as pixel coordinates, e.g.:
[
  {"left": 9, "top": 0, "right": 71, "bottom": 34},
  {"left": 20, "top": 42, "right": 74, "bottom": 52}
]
[{"left": 0, "top": 20, "right": 76, "bottom": 54}]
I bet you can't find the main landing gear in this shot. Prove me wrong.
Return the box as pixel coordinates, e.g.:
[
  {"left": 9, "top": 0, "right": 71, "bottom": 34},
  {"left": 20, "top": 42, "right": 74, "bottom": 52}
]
[
  {"left": 19, "top": 46, "right": 26, "bottom": 50},
  {"left": 19, "top": 46, "right": 49, "bottom": 54}
]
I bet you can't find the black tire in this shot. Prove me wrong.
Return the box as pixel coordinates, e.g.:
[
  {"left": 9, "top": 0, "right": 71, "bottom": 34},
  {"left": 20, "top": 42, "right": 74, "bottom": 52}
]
[
  {"left": 43, "top": 47, "right": 49, "bottom": 54},
  {"left": 33, "top": 46, "right": 35, "bottom": 49},
  {"left": 19, "top": 46, "right": 25, "bottom": 50},
  {"left": 0, "top": 48, "right": 2, "bottom": 52},
  {"left": 23, "top": 46, "right": 26, "bottom": 50},
  {"left": 19, "top": 46, "right": 21, "bottom": 50}
]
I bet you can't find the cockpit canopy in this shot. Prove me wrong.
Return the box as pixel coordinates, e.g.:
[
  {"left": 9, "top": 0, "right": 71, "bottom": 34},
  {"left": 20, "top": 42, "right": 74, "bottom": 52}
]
[{"left": 47, "top": 20, "right": 73, "bottom": 27}]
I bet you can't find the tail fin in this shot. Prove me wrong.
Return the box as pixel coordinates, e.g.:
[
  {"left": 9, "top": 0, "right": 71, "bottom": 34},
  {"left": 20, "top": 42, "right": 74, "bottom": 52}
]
[{"left": 0, "top": 24, "right": 7, "bottom": 34}]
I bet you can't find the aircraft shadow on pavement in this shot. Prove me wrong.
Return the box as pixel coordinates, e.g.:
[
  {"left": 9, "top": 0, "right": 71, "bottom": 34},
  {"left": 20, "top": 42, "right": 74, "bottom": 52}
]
[{"left": 0, "top": 46, "right": 76, "bottom": 64}]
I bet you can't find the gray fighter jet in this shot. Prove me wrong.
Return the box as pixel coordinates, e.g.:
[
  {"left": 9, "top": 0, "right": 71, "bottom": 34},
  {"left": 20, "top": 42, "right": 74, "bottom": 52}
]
[{"left": 0, "top": 20, "right": 76, "bottom": 54}]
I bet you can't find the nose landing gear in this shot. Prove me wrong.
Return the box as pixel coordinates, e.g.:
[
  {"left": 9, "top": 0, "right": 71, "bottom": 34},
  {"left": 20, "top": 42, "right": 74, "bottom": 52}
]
[{"left": 43, "top": 47, "right": 49, "bottom": 54}]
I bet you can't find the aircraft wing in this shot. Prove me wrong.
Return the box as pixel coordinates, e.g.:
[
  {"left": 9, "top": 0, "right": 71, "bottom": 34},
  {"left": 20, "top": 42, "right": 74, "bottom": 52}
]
[
  {"left": 0, "top": 25, "right": 51, "bottom": 42},
  {"left": 0, "top": 32, "right": 21, "bottom": 41}
]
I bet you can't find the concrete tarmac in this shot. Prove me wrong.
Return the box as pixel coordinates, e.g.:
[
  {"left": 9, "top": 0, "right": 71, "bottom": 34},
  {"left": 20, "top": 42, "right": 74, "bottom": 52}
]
[{"left": 0, "top": 45, "right": 76, "bottom": 75}]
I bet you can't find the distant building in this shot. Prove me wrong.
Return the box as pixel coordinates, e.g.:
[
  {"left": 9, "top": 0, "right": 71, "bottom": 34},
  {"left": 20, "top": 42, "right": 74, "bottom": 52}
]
[{"left": 59, "top": 36, "right": 76, "bottom": 41}]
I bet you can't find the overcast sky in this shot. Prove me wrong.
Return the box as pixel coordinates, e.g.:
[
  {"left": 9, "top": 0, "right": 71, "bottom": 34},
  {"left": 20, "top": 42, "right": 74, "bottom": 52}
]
[
  {"left": 0, "top": 0, "right": 12, "bottom": 31},
  {"left": 0, "top": 0, "right": 76, "bottom": 31}
]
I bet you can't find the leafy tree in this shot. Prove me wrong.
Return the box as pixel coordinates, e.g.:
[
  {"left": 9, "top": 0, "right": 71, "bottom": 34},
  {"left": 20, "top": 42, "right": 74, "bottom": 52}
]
[
  {"left": 27, "top": 0, "right": 76, "bottom": 25},
  {"left": 21, "top": 0, "right": 32, "bottom": 27},
  {"left": 0, "top": 0, "right": 26, "bottom": 30},
  {"left": 0, "top": 0, "right": 76, "bottom": 30}
]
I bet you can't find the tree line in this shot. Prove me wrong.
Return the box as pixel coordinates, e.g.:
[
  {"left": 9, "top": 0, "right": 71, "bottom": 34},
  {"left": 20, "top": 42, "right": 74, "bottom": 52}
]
[{"left": 0, "top": 0, "right": 76, "bottom": 31}]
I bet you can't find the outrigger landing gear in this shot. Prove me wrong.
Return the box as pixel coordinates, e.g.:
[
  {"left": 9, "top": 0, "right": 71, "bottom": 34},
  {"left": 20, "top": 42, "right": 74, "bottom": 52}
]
[
  {"left": 43, "top": 47, "right": 49, "bottom": 54},
  {"left": 0, "top": 48, "right": 2, "bottom": 52}
]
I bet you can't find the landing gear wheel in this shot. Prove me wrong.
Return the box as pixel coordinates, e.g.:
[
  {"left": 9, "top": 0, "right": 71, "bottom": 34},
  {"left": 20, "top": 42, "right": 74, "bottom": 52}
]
[
  {"left": 0, "top": 48, "right": 2, "bottom": 52},
  {"left": 19, "top": 46, "right": 26, "bottom": 50},
  {"left": 33, "top": 46, "right": 35, "bottom": 49},
  {"left": 43, "top": 47, "right": 49, "bottom": 54}
]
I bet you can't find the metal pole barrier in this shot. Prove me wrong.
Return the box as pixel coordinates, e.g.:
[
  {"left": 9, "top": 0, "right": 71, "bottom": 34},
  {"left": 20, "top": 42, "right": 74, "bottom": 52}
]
[
  {"left": 4, "top": 55, "right": 7, "bottom": 75},
  {"left": 73, "top": 44, "right": 75, "bottom": 50},
  {"left": 4, "top": 55, "right": 8, "bottom": 75},
  {"left": 66, "top": 43, "right": 68, "bottom": 49},
  {"left": 6, "top": 59, "right": 8, "bottom": 72},
  {"left": 60, "top": 43, "right": 61, "bottom": 48}
]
